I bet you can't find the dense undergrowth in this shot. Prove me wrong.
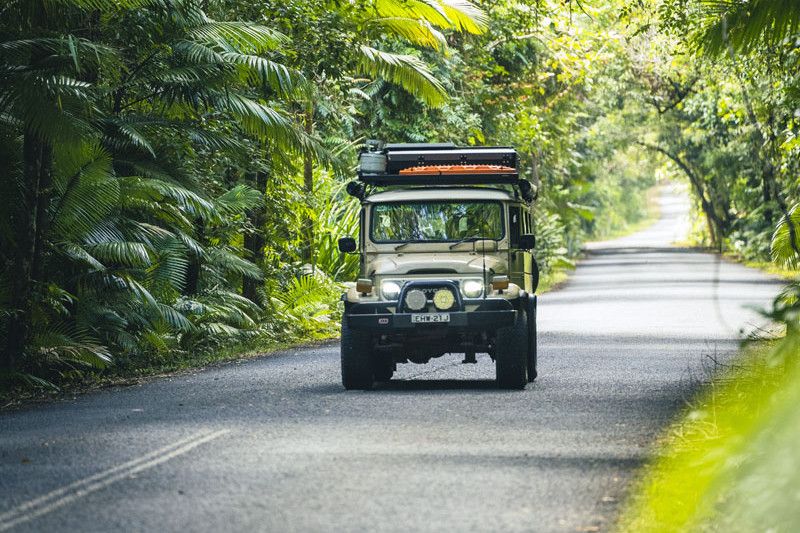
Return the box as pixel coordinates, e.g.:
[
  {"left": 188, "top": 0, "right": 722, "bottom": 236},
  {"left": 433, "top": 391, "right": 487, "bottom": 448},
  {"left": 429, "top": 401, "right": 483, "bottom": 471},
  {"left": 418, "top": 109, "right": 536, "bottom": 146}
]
[{"left": 616, "top": 334, "right": 800, "bottom": 532}]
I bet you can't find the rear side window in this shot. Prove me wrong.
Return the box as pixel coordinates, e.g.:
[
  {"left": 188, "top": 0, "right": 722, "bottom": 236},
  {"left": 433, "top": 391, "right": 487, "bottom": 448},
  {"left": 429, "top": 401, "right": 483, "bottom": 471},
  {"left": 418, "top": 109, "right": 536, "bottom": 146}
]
[{"left": 509, "top": 205, "right": 521, "bottom": 247}]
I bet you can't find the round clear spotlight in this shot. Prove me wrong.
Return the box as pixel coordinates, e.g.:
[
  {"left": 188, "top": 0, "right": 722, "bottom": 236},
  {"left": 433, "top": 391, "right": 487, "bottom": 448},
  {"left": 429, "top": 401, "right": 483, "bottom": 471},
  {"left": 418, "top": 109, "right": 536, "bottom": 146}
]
[
  {"left": 381, "top": 281, "right": 401, "bottom": 300},
  {"left": 462, "top": 279, "right": 483, "bottom": 298},
  {"left": 433, "top": 289, "right": 455, "bottom": 311},
  {"left": 405, "top": 289, "right": 427, "bottom": 311}
]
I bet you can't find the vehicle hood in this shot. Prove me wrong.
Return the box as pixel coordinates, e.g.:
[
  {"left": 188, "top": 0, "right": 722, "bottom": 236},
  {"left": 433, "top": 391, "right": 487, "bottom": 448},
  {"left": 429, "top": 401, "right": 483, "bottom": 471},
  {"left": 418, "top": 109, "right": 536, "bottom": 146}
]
[{"left": 367, "top": 253, "right": 506, "bottom": 277}]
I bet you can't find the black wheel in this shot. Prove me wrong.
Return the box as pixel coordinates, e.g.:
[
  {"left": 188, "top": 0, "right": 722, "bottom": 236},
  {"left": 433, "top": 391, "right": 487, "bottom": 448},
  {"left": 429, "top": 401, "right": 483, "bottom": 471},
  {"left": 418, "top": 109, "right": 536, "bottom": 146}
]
[
  {"left": 341, "top": 319, "right": 374, "bottom": 390},
  {"left": 495, "top": 308, "right": 529, "bottom": 389},
  {"left": 526, "top": 295, "right": 538, "bottom": 382},
  {"left": 372, "top": 355, "right": 394, "bottom": 382}
]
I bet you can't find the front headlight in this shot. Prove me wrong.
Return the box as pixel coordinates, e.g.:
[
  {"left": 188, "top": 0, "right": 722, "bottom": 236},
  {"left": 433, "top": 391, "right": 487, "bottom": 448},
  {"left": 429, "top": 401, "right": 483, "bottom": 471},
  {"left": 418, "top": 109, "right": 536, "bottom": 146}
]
[
  {"left": 461, "top": 279, "right": 483, "bottom": 298},
  {"left": 381, "top": 280, "right": 402, "bottom": 300}
]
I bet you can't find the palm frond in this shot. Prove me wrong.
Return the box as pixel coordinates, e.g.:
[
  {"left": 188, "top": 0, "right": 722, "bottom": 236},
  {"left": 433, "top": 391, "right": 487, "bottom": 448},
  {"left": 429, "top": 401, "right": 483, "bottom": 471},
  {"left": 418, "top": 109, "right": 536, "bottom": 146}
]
[
  {"left": 147, "top": 236, "right": 191, "bottom": 291},
  {"left": 370, "top": 18, "right": 448, "bottom": 50},
  {"left": 373, "top": 0, "right": 485, "bottom": 34},
  {"left": 184, "top": 125, "right": 246, "bottom": 150},
  {"left": 357, "top": 45, "right": 447, "bottom": 107},
  {"left": 123, "top": 178, "right": 221, "bottom": 224},
  {"left": 187, "top": 22, "right": 288, "bottom": 54},
  {"left": 216, "top": 185, "right": 262, "bottom": 216},
  {"left": 203, "top": 247, "right": 263, "bottom": 279},
  {"left": 210, "top": 91, "right": 302, "bottom": 146},
  {"left": 171, "top": 40, "right": 224, "bottom": 65},
  {"left": 771, "top": 203, "right": 800, "bottom": 268},
  {"left": 695, "top": 0, "right": 800, "bottom": 56},
  {"left": 273, "top": 273, "right": 337, "bottom": 308},
  {"left": 33, "top": 321, "right": 112, "bottom": 367},
  {"left": 56, "top": 242, "right": 106, "bottom": 271},
  {"left": 50, "top": 0, "right": 152, "bottom": 10},
  {"left": 151, "top": 63, "right": 232, "bottom": 86},
  {"left": 437, "top": 0, "right": 488, "bottom": 34},
  {"left": 0, "top": 73, "right": 99, "bottom": 144},
  {"left": 221, "top": 52, "right": 308, "bottom": 98},
  {"left": 156, "top": 303, "right": 194, "bottom": 332},
  {"left": 85, "top": 241, "right": 153, "bottom": 268},
  {"left": 51, "top": 142, "right": 120, "bottom": 242},
  {"left": 101, "top": 118, "right": 157, "bottom": 157},
  {"left": 375, "top": 0, "right": 452, "bottom": 28},
  {"left": 108, "top": 273, "right": 159, "bottom": 308},
  {"left": 0, "top": 38, "right": 120, "bottom": 73}
]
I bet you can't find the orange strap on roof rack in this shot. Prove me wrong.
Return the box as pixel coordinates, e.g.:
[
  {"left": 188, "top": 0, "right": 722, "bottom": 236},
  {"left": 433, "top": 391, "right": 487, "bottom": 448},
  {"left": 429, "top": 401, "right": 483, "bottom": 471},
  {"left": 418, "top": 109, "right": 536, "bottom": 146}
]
[{"left": 398, "top": 164, "right": 515, "bottom": 175}]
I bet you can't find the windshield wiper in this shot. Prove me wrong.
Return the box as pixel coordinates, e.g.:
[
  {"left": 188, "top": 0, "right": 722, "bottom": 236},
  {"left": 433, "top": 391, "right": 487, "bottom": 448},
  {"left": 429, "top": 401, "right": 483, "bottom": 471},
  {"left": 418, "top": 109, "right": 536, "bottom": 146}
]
[
  {"left": 394, "top": 242, "right": 413, "bottom": 250},
  {"left": 449, "top": 237, "right": 482, "bottom": 250}
]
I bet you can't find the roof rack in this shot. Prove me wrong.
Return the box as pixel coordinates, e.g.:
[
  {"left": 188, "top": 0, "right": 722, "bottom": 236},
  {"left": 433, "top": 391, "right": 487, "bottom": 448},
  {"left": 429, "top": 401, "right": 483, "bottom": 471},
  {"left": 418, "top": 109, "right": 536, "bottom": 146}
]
[
  {"left": 350, "top": 141, "right": 536, "bottom": 203},
  {"left": 358, "top": 142, "right": 519, "bottom": 186}
]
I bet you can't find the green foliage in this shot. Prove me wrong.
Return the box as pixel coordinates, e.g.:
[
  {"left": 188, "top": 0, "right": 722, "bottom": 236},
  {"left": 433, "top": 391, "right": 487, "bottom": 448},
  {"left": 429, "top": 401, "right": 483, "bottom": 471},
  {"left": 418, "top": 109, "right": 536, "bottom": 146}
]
[
  {"left": 533, "top": 210, "right": 573, "bottom": 277},
  {"left": 269, "top": 269, "right": 344, "bottom": 339},
  {"left": 313, "top": 179, "right": 361, "bottom": 282},
  {"left": 616, "top": 343, "right": 800, "bottom": 533},
  {"left": 0, "top": 0, "right": 665, "bottom": 390}
]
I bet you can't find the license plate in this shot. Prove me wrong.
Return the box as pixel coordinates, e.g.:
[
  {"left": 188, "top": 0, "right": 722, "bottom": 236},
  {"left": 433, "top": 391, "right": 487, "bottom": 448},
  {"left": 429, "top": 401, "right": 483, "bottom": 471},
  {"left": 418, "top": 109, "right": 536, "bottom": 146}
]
[{"left": 411, "top": 313, "right": 450, "bottom": 323}]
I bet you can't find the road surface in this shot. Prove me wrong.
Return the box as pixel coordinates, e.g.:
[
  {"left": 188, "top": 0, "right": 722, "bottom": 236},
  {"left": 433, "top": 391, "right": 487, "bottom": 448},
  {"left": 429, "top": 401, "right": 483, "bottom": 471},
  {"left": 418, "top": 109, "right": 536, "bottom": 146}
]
[{"left": 0, "top": 183, "right": 784, "bottom": 532}]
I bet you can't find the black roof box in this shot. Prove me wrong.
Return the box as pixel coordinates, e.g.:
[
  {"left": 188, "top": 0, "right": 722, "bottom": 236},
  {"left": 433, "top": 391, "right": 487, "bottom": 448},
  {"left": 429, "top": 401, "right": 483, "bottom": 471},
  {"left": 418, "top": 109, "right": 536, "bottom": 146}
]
[{"left": 382, "top": 145, "right": 517, "bottom": 174}]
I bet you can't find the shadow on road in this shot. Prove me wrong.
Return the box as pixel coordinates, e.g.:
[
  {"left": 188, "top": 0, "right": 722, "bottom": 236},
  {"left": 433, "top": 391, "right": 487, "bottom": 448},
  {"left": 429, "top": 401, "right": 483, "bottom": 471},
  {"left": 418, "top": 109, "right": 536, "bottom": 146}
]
[
  {"left": 372, "top": 379, "right": 502, "bottom": 392},
  {"left": 585, "top": 246, "right": 715, "bottom": 256}
]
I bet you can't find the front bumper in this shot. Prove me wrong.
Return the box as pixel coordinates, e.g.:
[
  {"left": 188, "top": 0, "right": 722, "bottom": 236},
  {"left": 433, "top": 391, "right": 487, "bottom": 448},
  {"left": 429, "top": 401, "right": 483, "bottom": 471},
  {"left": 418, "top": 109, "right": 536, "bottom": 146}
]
[{"left": 345, "top": 298, "right": 517, "bottom": 331}]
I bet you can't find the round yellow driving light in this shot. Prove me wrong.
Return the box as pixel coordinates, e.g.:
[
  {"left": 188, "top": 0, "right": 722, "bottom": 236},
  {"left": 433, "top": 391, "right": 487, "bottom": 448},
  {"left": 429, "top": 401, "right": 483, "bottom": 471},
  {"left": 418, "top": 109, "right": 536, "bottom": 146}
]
[
  {"left": 433, "top": 288, "right": 455, "bottom": 311},
  {"left": 405, "top": 289, "right": 427, "bottom": 311}
]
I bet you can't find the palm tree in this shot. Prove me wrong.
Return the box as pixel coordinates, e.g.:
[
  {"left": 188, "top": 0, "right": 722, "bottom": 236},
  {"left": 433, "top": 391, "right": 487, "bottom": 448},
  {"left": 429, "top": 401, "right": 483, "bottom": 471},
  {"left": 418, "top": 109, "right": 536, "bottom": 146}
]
[{"left": 0, "top": 0, "right": 322, "bottom": 381}]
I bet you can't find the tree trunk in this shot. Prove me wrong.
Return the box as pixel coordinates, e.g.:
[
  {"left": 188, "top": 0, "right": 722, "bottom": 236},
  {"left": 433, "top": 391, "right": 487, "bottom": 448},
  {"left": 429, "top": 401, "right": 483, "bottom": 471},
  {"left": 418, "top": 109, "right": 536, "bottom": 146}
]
[
  {"left": 32, "top": 141, "right": 53, "bottom": 287},
  {"left": 184, "top": 218, "right": 204, "bottom": 296},
  {"left": 242, "top": 170, "right": 267, "bottom": 304},
  {"left": 301, "top": 107, "right": 314, "bottom": 269},
  {"left": 3, "top": 130, "right": 52, "bottom": 373}
]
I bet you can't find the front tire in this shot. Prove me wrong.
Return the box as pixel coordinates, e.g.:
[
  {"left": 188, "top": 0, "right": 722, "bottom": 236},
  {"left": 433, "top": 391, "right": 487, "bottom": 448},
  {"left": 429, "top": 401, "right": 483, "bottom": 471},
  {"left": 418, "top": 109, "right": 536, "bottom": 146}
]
[
  {"left": 341, "top": 319, "right": 374, "bottom": 390},
  {"left": 495, "top": 309, "right": 529, "bottom": 389}
]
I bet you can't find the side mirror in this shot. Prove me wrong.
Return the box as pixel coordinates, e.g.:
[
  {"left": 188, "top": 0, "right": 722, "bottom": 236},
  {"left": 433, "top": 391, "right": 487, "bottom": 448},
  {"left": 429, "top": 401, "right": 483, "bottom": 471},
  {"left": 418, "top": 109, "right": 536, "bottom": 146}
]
[
  {"left": 519, "top": 234, "right": 535, "bottom": 250},
  {"left": 338, "top": 237, "right": 357, "bottom": 253},
  {"left": 517, "top": 179, "right": 537, "bottom": 202}
]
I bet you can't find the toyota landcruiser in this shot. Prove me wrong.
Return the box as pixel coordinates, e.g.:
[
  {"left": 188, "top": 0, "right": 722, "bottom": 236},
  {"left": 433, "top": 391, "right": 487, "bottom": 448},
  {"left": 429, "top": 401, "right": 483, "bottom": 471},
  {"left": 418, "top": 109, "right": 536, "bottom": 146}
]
[{"left": 337, "top": 142, "right": 538, "bottom": 390}]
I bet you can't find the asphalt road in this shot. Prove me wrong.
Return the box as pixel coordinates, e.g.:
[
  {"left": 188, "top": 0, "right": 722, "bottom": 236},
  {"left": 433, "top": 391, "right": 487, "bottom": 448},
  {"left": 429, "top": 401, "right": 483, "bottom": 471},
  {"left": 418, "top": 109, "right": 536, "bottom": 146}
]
[{"left": 0, "top": 183, "right": 784, "bottom": 532}]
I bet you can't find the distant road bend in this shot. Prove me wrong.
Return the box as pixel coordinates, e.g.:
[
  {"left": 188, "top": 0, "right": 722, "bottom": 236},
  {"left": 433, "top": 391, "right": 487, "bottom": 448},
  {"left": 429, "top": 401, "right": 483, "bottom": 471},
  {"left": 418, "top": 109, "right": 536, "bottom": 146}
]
[{"left": 0, "top": 183, "right": 784, "bottom": 532}]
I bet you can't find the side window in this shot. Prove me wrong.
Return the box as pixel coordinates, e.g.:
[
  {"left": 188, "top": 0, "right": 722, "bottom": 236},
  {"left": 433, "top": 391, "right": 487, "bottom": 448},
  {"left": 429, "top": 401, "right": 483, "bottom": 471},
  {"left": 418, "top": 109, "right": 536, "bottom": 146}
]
[
  {"left": 524, "top": 210, "right": 532, "bottom": 234},
  {"left": 359, "top": 208, "right": 365, "bottom": 248},
  {"left": 509, "top": 206, "right": 521, "bottom": 247}
]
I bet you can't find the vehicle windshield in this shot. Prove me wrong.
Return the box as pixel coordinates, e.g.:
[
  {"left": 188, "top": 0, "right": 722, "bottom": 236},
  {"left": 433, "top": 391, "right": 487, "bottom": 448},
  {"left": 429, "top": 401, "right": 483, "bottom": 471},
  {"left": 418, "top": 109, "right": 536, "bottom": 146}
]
[{"left": 371, "top": 201, "right": 504, "bottom": 243}]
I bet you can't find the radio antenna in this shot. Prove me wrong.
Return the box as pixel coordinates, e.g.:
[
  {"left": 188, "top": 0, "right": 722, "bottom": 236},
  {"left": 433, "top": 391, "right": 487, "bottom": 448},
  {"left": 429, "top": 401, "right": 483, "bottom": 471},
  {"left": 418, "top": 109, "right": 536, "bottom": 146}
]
[{"left": 482, "top": 231, "right": 487, "bottom": 299}]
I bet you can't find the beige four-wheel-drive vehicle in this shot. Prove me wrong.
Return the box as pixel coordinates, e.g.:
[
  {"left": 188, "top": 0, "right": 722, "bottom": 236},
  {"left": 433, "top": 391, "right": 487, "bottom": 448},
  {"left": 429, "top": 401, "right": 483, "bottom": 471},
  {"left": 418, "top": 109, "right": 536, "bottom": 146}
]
[{"left": 337, "top": 142, "right": 539, "bottom": 390}]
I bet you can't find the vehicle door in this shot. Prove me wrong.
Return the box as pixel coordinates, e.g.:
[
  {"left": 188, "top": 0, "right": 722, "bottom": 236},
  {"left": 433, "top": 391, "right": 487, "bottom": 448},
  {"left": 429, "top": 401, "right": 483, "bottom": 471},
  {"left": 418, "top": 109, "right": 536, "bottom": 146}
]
[{"left": 508, "top": 204, "right": 534, "bottom": 293}]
